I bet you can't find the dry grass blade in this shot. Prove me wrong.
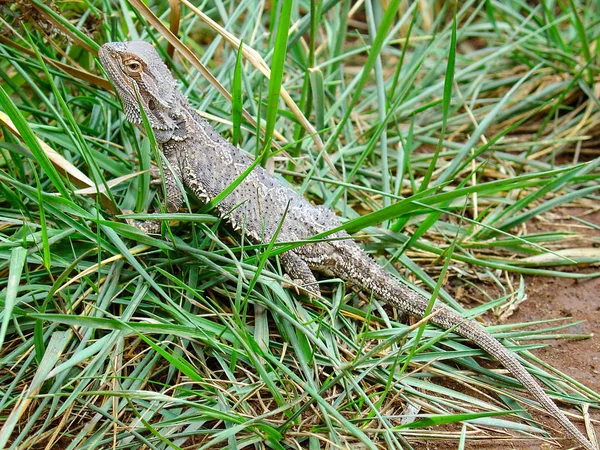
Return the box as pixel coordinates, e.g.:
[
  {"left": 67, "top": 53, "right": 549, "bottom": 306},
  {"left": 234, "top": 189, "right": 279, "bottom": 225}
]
[
  {"left": 167, "top": 0, "right": 181, "bottom": 60},
  {"left": 73, "top": 171, "right": 150, "bottom": 195},
  {"left": 56, "top": 245, "right": 152, "bottom": 294},
  {"left": 521, "top": 248, "right": 600, "bottom": 263},
  {"left": 0, "top": 111, "right": 117, "bottom": 213},
  {"left": 0, "top": 35, "right": 112, "bottom": 91},
  {"left": 182, "top": 0, "right": 324, "bottom": 150}
]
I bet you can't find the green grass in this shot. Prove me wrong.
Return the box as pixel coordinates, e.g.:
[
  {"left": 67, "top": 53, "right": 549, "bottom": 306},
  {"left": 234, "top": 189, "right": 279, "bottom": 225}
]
[{"left": 0, "top": 1, "right": 599, "bottom": 449}]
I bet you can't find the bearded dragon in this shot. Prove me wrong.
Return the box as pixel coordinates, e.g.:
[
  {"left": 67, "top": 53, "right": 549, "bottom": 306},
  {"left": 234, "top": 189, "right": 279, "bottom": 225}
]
[{"left": 98, "top": 40, "right": 597, "bottom": 450}]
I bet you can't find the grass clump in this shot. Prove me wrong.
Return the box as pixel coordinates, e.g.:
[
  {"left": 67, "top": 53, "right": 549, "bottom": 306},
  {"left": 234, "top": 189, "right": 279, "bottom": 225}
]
[{"left": 0, "top": 1, "right": 598, "bottom": 449}]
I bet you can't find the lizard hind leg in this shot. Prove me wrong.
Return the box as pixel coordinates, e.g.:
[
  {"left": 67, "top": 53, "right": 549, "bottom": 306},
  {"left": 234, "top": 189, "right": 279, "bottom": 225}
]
[{"left": 280, "top": 251, "right": 321, "bottom": 297}]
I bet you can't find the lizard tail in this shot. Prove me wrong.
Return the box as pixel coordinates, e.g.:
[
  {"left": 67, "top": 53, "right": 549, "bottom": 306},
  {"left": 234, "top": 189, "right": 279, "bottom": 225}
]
[
  {"left": 432, "top": 307, "right": 596, "bottom": 450},
  {"left": 367, "top": 273, "right": 596, "bottom": 450}
]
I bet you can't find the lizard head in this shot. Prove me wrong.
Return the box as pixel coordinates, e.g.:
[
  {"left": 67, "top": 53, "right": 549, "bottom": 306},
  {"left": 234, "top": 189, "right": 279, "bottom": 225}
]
[{"left": 99, "top": 41, "right": 179, "bottom": 131}]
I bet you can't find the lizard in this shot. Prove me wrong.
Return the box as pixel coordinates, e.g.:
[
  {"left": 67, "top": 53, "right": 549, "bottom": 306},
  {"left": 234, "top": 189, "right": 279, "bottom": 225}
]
[{"left": 98, "top": 40, "right": 597, "bottom": 450}]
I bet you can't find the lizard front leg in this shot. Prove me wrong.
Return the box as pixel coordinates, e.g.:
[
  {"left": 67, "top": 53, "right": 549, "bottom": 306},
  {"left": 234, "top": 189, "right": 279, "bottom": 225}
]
[
  {"left": 127, "top": 159, "right": 184, "bottom": 234},
  {"left": 280, "top": 251, "right": 321, "bottom": 297}
]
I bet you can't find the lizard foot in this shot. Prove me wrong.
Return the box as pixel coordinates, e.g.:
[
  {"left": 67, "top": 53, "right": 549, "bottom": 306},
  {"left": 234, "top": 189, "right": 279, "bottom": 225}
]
[
  {"left": 283, "top": 274, "right": 321, "bottom": 298},
  {"left": 149, "top": 165, "right": 163, "bottom": 186},
  {"left": 121, "top": 209, "right": 161, "bottom": 234}
]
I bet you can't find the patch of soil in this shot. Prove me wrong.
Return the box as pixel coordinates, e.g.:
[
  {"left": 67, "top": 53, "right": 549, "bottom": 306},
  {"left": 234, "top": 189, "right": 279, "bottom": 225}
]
[{"left": 520, "top": 276, "right": 600, "bottom": 392}]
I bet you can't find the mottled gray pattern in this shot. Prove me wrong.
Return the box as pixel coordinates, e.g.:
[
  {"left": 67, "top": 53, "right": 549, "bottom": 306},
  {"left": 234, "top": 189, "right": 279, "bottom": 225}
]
[{"left": 98, "top": 41, "right": 596, "bottom": 450}]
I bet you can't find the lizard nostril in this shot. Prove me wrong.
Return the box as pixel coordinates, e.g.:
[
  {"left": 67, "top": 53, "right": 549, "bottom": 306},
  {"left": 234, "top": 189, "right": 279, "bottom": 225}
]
[{"left": 148, "top": 99, "right": 155, "bottom": 110}]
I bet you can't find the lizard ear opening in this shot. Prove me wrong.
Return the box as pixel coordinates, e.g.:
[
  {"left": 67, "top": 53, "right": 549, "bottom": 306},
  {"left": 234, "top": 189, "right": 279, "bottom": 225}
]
[
  {"left": 121, "top": 92, "right": 177, "bottom": 140},
  {"left": 138, "top": 70, "right": 176, "bottom": 109}
]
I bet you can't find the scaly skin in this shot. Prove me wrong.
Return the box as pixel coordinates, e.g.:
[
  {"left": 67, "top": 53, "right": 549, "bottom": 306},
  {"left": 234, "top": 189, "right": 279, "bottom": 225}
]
[{"left": 99, "top": 41, "right": 597, "bottom": 450}]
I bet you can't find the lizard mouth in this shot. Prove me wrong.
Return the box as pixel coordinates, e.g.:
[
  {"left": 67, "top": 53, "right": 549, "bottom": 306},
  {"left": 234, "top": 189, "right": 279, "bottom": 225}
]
[
  {"left": 98, "top": 45, "right": 125, "bottom": 85},
  {"left": 98, "top": 43, "right": 123, "bottom": 69}
]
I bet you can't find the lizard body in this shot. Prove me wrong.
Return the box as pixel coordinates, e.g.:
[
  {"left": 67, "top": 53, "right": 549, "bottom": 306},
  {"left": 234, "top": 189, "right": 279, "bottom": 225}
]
[{"left": 99, "top": 41, "right": 597, "bottom": 450}]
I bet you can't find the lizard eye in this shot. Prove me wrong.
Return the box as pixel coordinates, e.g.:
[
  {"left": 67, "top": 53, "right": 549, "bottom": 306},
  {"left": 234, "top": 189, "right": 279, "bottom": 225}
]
[{"left": 123, "top": 59, "right": 143, "bottom": 74}]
